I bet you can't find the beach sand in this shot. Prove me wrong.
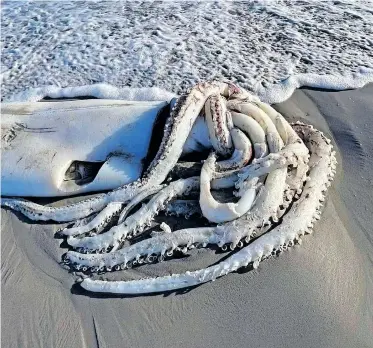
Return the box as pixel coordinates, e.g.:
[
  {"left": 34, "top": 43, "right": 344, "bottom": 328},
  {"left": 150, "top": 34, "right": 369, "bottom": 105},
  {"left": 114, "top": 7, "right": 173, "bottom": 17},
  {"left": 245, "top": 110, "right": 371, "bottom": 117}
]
[{"left": 2, "top": 85, "right": 373, "bottom": 348}]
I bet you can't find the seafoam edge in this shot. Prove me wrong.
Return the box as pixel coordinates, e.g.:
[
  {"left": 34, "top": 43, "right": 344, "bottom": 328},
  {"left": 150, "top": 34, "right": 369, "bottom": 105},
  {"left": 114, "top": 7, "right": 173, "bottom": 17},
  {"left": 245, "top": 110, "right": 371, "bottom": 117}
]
[{"left": 4, "top": 67, "right": 373, "bottom": 105}]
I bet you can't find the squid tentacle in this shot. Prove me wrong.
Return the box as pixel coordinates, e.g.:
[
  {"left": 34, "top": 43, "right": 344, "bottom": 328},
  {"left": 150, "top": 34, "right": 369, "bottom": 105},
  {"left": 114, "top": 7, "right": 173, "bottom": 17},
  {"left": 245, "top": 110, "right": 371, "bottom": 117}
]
[
  {"left": 205, "top": 94, "right": 233, "bottom": 156},
  {"left": 230, "top": 110, "right": 267, "bottom": 158},
  {"left": 235, "top": 142, "right": 309, "bottom": 192},
  {"left": 79, "top": 124, "right": 335, "bottom": 294},
  {"left": 66, "top": 162, "right": 244, "bottom": 252},
  {"left": 61, "top": 202, "right": 123, "bottom": 237},
  {"left": 227, "top": 100, "right": 284, "bottom": 152},
  {"left": 199, "top": 153, "right": 258, "bottom": 223},
  {"left": 66, "top": 155, "right": 289, "bottom": 268},
  {"left": 117, "top": 185, "right": 164, "bottom": 225},
  {"left": 1, "top": 81, "right": 336, "bottom": 296},
  {"left": 61, "top": 186, "right": 165, "bottom": 237},
  {"left": 2, "top": 82, "right": 257, "bottom": 222},
  {"left": 66, "top": 178, "right": 200, "bottom": 251},
  {"left": 215, "top": 128, "right": 253, "bottom": 171}
]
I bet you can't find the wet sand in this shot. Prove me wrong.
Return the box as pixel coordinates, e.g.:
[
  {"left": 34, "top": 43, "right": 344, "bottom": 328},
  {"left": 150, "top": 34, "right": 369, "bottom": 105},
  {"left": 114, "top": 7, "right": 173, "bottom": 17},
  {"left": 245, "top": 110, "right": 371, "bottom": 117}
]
[{"left": 2, "top": 85, "right": 373, "bottom": 348}]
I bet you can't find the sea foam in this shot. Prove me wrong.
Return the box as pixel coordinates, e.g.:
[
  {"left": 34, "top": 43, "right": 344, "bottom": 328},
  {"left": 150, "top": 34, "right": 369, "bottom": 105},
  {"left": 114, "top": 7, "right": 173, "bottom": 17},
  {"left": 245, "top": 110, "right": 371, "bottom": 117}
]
[
  {"left": 6, "top": 84, "right": 176, "bottom": 103},
  {"left": 6, "top": 68, "right": 373, "bottom": 106},
  {"left": 2, "top": 1, "right": 373, "bottom": 103},
  {"left": 258, "top": 67, "right": 373, "bottom": 104}
]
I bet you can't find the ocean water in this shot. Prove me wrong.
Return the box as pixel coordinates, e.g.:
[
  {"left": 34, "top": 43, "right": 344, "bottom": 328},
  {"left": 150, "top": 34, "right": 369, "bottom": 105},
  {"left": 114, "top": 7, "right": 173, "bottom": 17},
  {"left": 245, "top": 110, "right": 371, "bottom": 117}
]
[{"left": 1, "top": 1, "right": 373, "bottom": 103}]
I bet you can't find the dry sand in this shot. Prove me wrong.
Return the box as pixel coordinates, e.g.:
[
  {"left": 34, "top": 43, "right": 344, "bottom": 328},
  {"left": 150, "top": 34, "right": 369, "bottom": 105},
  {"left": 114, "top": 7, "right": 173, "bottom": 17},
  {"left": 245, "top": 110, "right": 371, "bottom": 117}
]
[{"left": 2, "top": 85, "right": 373, "bottom": 348}]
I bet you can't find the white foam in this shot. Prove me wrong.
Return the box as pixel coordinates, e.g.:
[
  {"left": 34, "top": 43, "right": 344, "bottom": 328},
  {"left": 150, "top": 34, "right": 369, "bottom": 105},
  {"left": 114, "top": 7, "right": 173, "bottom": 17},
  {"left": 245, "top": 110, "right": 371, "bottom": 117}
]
[
  {"left": 6, "top": 84, "right": 176, "bottom": 103},
  {"left": 257, "top": 68, "right": 373, "bottom": 104},
  {"left": 2, "top": 1, "right": 373, "bottom": 103},
  {"left": 6, "top": 68, "right": 373, "bottom": 106}
]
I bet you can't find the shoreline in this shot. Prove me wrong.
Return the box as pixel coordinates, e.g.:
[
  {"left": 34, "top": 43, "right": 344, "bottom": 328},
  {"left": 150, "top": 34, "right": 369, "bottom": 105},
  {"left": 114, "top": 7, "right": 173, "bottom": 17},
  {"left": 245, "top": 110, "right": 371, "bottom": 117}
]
[{"left": 4, "top": 69, "right": 373, "bottom": 105}]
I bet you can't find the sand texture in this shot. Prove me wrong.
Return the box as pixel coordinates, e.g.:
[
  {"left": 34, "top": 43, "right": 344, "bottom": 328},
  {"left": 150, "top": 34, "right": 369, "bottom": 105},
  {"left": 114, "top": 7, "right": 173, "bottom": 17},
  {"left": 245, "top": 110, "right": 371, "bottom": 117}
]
[{"left": 2, "top": 85, "right": 373, "bottom": 348}]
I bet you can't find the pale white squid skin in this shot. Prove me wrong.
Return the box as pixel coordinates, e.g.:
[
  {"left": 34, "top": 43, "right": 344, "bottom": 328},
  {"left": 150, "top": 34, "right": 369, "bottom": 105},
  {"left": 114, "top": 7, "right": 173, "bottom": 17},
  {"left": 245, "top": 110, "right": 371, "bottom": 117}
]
[
  {"left": 65, "top": 172, "right": 240, "bottom": 251},
  {"left": 227, "top": 100, "right": 284, "bottom": 153},
  {"left": 67, "top": 168, "right": 279, "bottom": 269},
  {"left": 60, "top": 202, "right": 124, "bottom": 237},
  {"left": 230, "top": 111, "right": 267, "bottom": 158},
  {"left": 117, "top": 185, "right": 165, "bottom": 225},
  {"left": 215, "top": 128, "right": 253, "bottom": 171},
  {"left": 66, "top": 164, "right": 285, "bottom": 270},
  {"left": 235, "top": 142, "right": 309, "bottom": 192},
  {"left": 199, "top": 92, "right": 285, "bottom": 225},
  {"left": 60, "top": 186, "right": 165, "bottom": 237},
  {"left": 2, "top": 81, "right": 256, "bottom": 222},
  {"left": 66, "top": 99, "right": 293, "bottom": 268},
  {"left": 253, "top": 101, "right": 290, "bottom": 146},
  {"left": 69, "top": 124, "right": 334, "bottom": 296},
  {"left": 199, "top": 153, "right": 258, "bottom": 224},
  {"left": 204, "top": 94, "right": 233, "bottom": 156},
  {"left": 66, "top": 177, "right": 200, "bottom": 251},
  {"left": 80, "top": 124, "right": 335, "bottom": 294},
  {"left": 1, "top": 81, "right": 336, "bottom": 296},
  {"left": 66, "top": 156, "right": 289, "bottom": 269}
]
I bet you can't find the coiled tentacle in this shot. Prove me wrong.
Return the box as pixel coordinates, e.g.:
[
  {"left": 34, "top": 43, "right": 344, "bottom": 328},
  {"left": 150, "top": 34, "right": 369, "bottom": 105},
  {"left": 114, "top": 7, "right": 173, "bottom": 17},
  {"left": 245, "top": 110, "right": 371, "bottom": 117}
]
[
  {"left": 2, "top": 81, "right": 257, "bottom": 222},
  {"left": 1, "top": 81, "right": 335, "bottom": 296},
  {"left": 80, "top": 124, "right": 335, "bottom": 294},
  {"left": 67, "top": 178, "right": 200, "bottom": 251},
  {"left": 215, "top": 128, "right": 253, "bottom": 171},
  {"left": 230, "top": 111, "right": 267, "bottom": 158},
  {"left": 199, "top": 153, "right": 258, "bottom": 223}
]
